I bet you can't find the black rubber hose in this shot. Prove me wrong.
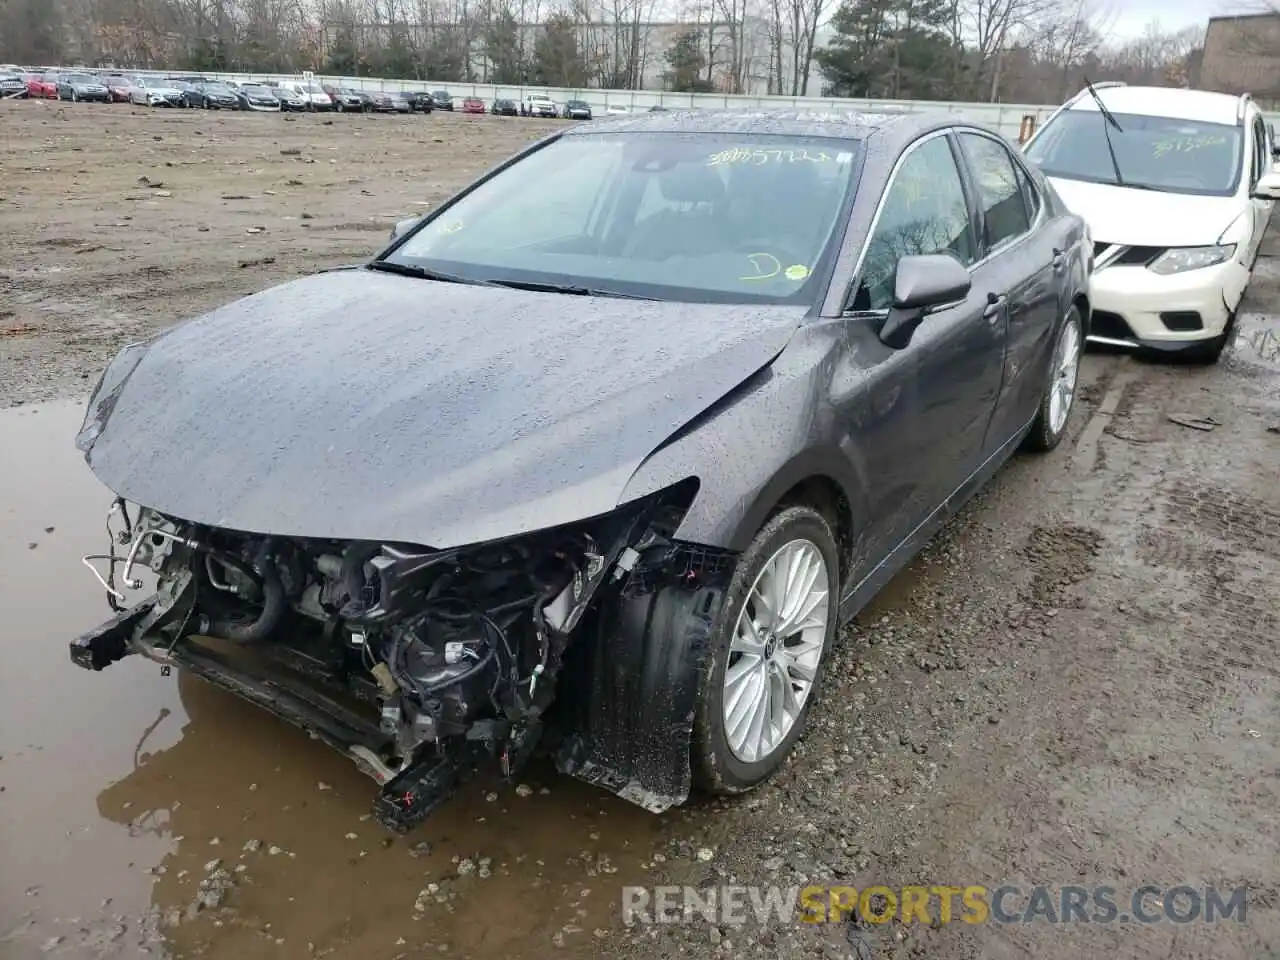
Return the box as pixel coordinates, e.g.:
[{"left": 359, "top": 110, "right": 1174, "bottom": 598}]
[{"left": 206, "top": 541, "right": 286, "bottom": 643}]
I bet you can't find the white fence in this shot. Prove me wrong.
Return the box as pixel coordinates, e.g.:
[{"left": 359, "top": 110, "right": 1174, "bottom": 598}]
[
  {"left": 117, "top": 68, "right": 1280, "bottom": 140},
  {"left": 122, "top": 66, "right": 1056, "bottom": 139}
]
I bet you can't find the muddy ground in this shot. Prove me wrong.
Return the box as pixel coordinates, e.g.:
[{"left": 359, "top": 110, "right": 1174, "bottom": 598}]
[{"left": 2, "top": 102, "right": 1279, "bottom": 960}]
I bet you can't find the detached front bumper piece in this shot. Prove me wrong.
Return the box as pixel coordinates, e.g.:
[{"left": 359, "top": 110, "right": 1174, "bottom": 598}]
[{"left": 70, "top": 598, "right": 479, "bottom": 832}]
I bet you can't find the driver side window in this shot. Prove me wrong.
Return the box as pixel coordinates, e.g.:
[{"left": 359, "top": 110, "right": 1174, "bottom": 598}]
[{"left": 852, "top": 135, "right": 976, "bottom": 311}]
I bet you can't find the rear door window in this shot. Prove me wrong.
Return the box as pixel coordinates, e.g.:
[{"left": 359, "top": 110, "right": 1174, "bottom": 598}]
[{"left": 958, "top": 132, "right": 1031, "bottom": 253}]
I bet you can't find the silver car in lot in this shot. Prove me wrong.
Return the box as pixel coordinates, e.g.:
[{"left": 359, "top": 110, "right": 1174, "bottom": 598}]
[
  {"left": 237, "top": 83, "right": 282, "bottom": 112},
  {"left": 56, "top": 72, "right": 110, "bottom": 102},
  {"left": 0, "top": 72, "right": 27, "bottom": 99},
  {"left": 130, "top": 77, "right": 186, "bottom": 107}
]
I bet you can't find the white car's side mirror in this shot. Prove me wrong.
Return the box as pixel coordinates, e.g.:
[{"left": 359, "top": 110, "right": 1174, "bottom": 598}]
[{"left": 1254, "top": 170, "right": 1280, "bottom": 200}]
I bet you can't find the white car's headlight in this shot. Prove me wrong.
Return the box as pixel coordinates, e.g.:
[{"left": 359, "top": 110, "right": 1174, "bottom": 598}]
[{"left": 1148, "top": 245, "right": 1236, "bottom": 275}]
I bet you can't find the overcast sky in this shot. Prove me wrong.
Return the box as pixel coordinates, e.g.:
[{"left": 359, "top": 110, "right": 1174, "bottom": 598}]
[{"left": 1105, "top": 0, "right": 1254, "bottom": 39}]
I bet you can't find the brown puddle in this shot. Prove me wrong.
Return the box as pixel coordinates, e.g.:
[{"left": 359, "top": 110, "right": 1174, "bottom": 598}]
[{"left": 0, "top": 400, "right": 670, "bottom": 960}]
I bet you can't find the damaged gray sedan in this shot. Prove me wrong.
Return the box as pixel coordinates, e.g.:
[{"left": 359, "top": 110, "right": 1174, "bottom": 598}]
[{"left": 73, "top": 110, "right": 1091, "bottom": 831}]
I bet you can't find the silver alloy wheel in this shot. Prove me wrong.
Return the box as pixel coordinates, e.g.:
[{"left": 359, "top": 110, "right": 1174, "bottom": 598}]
[
  {"left": 723, "top": 538, "right": 830, "bottom": 763},
  {"left": 1048, "top": 316, "right": 1082, "bottom": 436}
]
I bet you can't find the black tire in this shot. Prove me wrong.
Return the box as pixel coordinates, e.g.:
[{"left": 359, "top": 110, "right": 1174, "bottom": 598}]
[
  {"left": 1181, "top": 314, "right": 1235, "bottom": 365},
  {"left": 1022, "top": 303, "right": 1085, "bottom": 453},
  {"left": 692, "top": 504, "right": 840, "bottom": 795}
]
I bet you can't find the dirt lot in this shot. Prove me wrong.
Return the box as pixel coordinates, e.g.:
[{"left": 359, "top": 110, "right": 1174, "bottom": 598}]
[{"left": 2, "top": 102, "right": 1279, "bottom": 960}]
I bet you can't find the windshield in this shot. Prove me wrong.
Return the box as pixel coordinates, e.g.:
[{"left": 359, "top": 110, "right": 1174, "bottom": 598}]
[
  {"left": 204, "top": 83, "right": 233, "bottom": 94},
  {"left": 1025, "top": 109, "right": 1243, "bottom": 197},
  {"left": 433, "top": 90, "right": 450, "bottom": 97},
  {"left": 242, "top": 85, "right": 270, "bottom": 95},
  {"left": 66, "top": 74, "right": 95, "bottom": 84},
  {"left": 385, "top": 133, "right": 860, "bottom": 304},
  {"left": 301, "top": 83, "right": 324, "bottom": 94}
]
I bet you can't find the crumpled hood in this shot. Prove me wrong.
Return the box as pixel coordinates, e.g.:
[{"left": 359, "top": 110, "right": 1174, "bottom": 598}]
[
  {"left": 80, "top": 269, "right": 802, "bottom": 548},
  {"left": 1047, "top": 177, "right": 1240, "bottom": 248}
]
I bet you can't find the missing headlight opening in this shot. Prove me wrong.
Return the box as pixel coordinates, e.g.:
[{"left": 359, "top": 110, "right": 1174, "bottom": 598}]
[{"left": 74, "top": 479, "right": 733, "bottom": 832}]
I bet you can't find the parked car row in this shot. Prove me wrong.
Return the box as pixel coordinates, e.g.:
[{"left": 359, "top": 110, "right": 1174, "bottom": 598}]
[{"left": 1, "top": 65, "right": 674, "bottom": 120}]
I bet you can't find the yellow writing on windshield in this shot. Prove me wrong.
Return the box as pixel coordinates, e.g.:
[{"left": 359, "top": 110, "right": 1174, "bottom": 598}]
[
  {"left": 740, "top": 252, "right": 782, "bottom": 280},
  {"left": 1152, "top": 135, "right": 1227, "bottom": 159},
  {"left": 708, "top": 147, "right": 834, "bottom": 166}
]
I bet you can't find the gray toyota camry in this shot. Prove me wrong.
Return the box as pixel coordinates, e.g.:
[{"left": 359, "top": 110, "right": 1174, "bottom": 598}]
[{"left": 73, "top": 110, "right": 1091, "bottom": 831}]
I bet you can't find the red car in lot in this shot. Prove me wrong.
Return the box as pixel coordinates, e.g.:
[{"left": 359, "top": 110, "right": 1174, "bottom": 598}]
[
  {"left": 25, "top": 73, "right": 58, "bottom": 98},
  {"left": 461, "top": 96, "right": 486, "bottom": 114},
  {"left": 101, "top": 74, "right": 140, "bottom": 102}
]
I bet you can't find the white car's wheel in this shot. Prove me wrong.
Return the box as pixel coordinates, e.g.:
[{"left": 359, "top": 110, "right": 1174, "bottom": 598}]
[{"left": 1183, "top": 315, "right": 1235, "bottom": 365}]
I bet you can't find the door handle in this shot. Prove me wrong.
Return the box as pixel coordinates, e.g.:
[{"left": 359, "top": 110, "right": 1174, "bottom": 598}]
[
  {"left": 983, "top": 293, "right": 1007, "bottom": 322},
  {"left": 1051, "top": 247, "right": 1067, "bottom": 273}
]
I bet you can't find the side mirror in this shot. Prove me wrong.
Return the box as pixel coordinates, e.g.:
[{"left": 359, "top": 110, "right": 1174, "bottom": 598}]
[
  {"left": 390, "top": 215, "right": 422, "bottom": 242},
  {"left": 878, "top": 253, "right": 972, "bottom": 348},
  {"left": 1253, "top": 170, "right": 1280, "bottom": 200}
]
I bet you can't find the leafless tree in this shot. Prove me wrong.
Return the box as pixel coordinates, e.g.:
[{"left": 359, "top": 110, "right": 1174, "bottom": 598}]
[
  {"left": 963, "top": 0, "right": 1054, "bottom": 100},
  {"left": 1028, "top": 0, "right": 1106, "bottom": 100}
]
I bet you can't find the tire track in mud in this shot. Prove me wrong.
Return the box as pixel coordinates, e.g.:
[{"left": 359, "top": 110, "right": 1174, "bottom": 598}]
[{"left": 957, "top": 345, "right": 1280, "bottom": 960}]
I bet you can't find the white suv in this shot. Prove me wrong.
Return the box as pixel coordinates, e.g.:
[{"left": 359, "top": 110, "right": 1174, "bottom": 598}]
[{"left": 1023, "top": 83, "right": 1279, "bottom": 362}]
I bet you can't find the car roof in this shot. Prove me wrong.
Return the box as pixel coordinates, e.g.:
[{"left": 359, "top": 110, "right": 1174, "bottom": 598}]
[
  {"left": 561, "top": 107, "right": 955, "bottom": 147},
  {"left": 1068, "top": 85, "right": 1244, "bottom": 126}
]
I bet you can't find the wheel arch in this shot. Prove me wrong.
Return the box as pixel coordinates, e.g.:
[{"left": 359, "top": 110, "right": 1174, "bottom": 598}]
[
  {"left": 724, "top": 447, "right": 862, "bottom": 590},
  {"left": 1071, "top": 290, "right": 1091, "bottom": 339}
]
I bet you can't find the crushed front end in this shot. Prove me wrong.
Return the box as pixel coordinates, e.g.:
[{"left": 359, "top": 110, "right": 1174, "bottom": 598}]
[{"left": 73, "top": 483, "right": 734, "bottom": 831}]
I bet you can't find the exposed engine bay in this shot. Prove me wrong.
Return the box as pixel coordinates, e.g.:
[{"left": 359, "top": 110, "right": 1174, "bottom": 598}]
[{"left": 73, "top": 483, "right": 736, "bottom": 831}]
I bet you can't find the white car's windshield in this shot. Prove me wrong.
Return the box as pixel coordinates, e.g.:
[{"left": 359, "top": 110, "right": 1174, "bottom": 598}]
[
  {"left": 386, "top": 133, "right": 860, "bottom": 304},
  {"left": 1025, "top": 110, "right": 1243, "bottom": 197}
]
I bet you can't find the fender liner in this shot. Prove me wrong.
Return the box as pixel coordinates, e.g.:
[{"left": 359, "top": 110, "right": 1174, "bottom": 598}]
[{"left": 554, "top": 545, "right": 734, "bottom": 812}]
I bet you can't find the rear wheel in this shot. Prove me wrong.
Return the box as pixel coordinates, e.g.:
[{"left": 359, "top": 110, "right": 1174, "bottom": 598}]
[
  {"left": 1023, "top": 304, "right": 1084, "bottom": 453},
  {"left": 693, "top": 505, "right": 838, "bottom": 794}
]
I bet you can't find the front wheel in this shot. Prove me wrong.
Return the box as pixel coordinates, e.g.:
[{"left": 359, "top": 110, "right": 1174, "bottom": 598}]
[
  {"left": 1181, "top": 313, "right": 1235, "bottom": 365},
  {"left": 693, "top": 505, "right": 838, "bottom": 794},
  {"left": 70, "top": 90, "right": 78, "bottom": 102},
  {"left": 1022, "top": 304, "right": 1084, "bottom": 453}
]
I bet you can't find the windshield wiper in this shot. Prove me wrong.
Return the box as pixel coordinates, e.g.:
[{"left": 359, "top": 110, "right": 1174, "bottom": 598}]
[
  {"left": 367, "top": 260, "right": 493, "bottom": 286},
  {"left": 1083, "top": 77, "right": 1127, "bottom": 187},
  {"left": 480, "top": 278, "right": 658, "bottom": 300}
]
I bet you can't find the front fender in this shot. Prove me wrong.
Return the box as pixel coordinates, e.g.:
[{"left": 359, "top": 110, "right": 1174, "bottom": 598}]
[{"left": 618, "top": 323, "right": 869, "bottom": 554}]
